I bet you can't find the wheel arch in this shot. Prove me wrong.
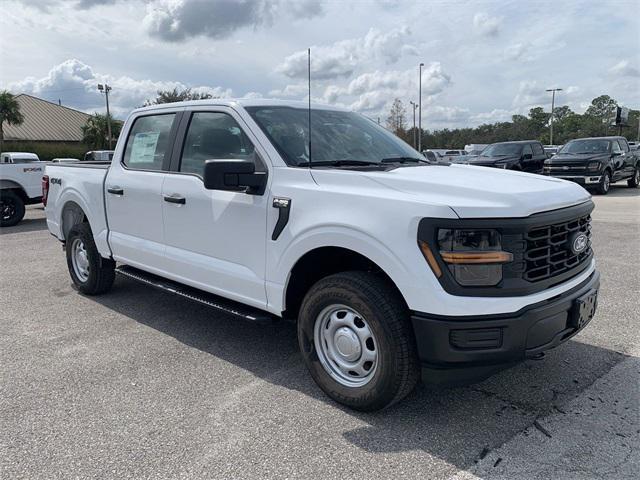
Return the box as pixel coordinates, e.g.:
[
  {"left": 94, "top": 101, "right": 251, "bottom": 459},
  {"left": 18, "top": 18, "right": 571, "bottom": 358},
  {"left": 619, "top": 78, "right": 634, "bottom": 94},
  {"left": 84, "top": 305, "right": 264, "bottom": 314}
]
[
  {"left": 282, "top": 245, "right": 408, "bottom": 320},
  {"left": 60, "top": 200, "right": 89, "bottom": 240}
]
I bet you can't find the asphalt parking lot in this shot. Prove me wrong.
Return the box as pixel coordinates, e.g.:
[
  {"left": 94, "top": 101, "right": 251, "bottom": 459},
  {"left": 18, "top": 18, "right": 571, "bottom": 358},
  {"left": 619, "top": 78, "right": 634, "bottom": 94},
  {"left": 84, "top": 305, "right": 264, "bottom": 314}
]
[{"left": 1, "top": 185, "right": 638, "bottom": 479}]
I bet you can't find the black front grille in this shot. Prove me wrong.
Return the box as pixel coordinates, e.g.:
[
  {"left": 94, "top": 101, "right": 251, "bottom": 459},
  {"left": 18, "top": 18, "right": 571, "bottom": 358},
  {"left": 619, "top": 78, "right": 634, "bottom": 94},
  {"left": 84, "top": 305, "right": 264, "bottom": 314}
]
[{"left": 523, "top": 214, "right": 592, "bottom": 282}]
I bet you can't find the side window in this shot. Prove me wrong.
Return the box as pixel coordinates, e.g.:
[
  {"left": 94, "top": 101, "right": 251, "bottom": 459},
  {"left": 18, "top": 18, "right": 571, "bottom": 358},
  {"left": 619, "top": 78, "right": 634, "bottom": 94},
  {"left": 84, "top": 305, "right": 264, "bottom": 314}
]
[
  {"left": 612, "top": 141, "right": 622, "bottom": 153},
  {"left": 523, "top": 144, "right": 533, "bottom": 156},
  {"left": 123, "top": 114, "right": 176, "bottom": 171},
  {"left": 618, "top": 139, "right": 629, "bottom": 152},
  {"left": 532, "top": 143, "right": 544, "bottom": 156},
  {"left": 179, "top": 112, "right": 256, "bottom": 176}
]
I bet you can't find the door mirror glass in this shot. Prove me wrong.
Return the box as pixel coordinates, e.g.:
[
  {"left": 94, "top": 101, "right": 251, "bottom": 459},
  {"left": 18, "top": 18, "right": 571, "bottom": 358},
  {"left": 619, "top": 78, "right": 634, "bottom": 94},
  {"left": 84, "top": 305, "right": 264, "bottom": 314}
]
[{"left": 203, "top": 159, "right": 267, "bottom": 195}]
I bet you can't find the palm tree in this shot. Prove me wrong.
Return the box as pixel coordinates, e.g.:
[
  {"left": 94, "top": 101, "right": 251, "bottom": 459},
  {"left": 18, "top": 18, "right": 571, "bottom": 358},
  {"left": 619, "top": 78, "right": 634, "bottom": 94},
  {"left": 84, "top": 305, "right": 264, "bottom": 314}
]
[
  {"left": 82, "top": 113, "right": 122, "bottom": 149},
  {"left": 0, "top": 91, "right": 25, "bottom": 153}
]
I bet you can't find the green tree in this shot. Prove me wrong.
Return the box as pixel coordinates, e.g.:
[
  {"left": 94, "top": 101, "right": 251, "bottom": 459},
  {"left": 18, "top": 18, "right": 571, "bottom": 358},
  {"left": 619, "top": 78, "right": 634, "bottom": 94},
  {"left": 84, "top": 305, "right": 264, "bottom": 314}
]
[
  {"left": 145, "top": 88, "right": 214, "bottom": 106},
  {"left": 82, "top": 113, "right": 122, "bottom": 149},
  {"left": 0, "top": 91, "right": 25, "bottom": 153},
  {"left": 585, "top": 95, "right": 618, "bottom": 135}
]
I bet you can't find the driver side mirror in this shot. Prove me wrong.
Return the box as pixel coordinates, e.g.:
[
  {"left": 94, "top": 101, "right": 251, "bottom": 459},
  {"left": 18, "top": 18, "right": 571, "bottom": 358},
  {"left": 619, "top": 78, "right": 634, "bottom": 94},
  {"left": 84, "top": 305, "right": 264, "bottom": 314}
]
[
  {"left": 523, "top": 153, "right": 533, "bottom": 160},
  {"left": 203, "top": 159, "right": 267, "bottom": 195}
]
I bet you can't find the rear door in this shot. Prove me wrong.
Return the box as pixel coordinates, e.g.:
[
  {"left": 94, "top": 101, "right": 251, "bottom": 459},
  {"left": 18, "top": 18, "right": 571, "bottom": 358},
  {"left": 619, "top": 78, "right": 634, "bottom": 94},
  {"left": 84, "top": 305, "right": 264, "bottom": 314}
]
[
  {"left": 531, "top": 142, "right": 546, "bottom": 173},
  {"left": 617, "top": 139, "right": 634, "bottom": 178},
  {"left": 105, "top": 111, "right": 181, "bottom": 270},
  {"left": 521, "top": 143, "right": 536, "bottom": 172},
  {"left": 160, "top": 107, "right": 270, "bottom": 309}
]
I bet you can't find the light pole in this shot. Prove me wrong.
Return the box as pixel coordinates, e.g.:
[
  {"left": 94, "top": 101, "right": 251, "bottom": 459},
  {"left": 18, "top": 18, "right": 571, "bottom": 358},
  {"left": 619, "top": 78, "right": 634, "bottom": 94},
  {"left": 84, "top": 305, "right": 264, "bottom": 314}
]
[
  {"left": 409, "top": 101, "right": 417, "bottom": 149},
  {"left": 418, "top": 62, "right": 424, "bottom": 152},
  {"left": 546, "top": 88, "right": 562, "bottom": 146},
  {"left": 98, "top": 84, "right": 113, "bottom": 149}
]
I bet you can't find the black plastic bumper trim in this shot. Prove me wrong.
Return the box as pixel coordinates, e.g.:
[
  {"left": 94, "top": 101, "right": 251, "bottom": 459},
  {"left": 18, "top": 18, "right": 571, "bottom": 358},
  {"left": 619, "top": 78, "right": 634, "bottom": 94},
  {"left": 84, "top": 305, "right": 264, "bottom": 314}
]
[{"left": 410, "top": 270, "right": 599, "bottom": 371}]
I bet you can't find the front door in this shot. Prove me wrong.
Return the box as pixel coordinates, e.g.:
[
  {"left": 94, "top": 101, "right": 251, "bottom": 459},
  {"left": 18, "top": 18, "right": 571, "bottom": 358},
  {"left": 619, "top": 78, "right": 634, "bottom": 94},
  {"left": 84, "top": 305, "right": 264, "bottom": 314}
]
[
  {"left": 161, "top": 108, "right": 269, "bottom": 309},
  {"left": 105, "top": 112, "right": 179, "bottom": 270}
]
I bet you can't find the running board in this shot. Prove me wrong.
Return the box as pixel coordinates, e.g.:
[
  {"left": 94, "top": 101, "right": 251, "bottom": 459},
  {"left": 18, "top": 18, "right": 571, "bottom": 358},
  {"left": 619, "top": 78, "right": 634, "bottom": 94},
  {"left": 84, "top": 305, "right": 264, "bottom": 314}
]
[{"left": 115, "top": 265, "right": 274, "bottom": 324}]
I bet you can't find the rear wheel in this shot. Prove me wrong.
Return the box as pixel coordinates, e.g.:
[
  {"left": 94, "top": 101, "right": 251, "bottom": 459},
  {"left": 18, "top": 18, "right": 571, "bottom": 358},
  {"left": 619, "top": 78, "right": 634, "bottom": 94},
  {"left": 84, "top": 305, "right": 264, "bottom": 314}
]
[
  {"left": 628, "top": 166, "right": 639, "bottom": 188},
  {"left": 298, "top": 271, "right": 419, "bottom": 411},
  {"left": 0, "top": 190, "right": 26, "bottom": 227},
  {"left": 66, "top": 222, "right": 115, "bottom": 295},
  {"left": 595, "top": 170, "right": 611, "bottom": 195}
]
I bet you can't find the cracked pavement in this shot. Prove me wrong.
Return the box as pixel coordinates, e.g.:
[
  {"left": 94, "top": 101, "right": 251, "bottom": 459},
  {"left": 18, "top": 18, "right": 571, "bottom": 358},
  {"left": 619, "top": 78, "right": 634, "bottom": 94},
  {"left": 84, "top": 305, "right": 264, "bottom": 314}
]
[{"left": 1, "top": 185, "right": 638, "bottom": 479}]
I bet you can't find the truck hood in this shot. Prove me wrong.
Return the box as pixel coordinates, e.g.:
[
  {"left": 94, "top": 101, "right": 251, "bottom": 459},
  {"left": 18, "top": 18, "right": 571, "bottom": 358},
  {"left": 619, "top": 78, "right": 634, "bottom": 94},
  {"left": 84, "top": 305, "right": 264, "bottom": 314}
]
[{"left": 332, "top": 164, "right": 591, "bottom": 218}]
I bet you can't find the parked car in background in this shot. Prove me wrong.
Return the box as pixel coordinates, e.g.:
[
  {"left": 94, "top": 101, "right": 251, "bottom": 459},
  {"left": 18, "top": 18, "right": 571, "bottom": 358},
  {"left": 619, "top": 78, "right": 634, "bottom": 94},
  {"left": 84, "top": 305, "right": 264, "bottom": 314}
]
[
  {"left": 83, "top": 150, "right": 115, "bottom": 162},
  {"left": 628, "top": 141, "right": 639, "bottom": 151},
  {"left": 423, "top": 149, "right": 468, "bottom": 163},
  {"left": 543, "top": 136, "right": 640, "bottom": 194},
  {"left": 0, "top": 154, "right": 44, "bottom": 226},
  {"left": 51, "top": 158, "right": 80, "bottom": 163},
  {"left": 465, "top": 140, "right": 547, "bottom": 173},
  {"left": 464, "top": 144, "right": 488, "bottom": 156},
  {"left": 0, "top": 152, "right": 40, "bottom": 163},
  {"left": 44, "top": 99, "right": 599, "bottom": 411},
  {"left": 544, "top": 145, "right": 561, "bottom": 157},
  {"left": 423, "top": 150, "right": 439, "bottom": 162}
]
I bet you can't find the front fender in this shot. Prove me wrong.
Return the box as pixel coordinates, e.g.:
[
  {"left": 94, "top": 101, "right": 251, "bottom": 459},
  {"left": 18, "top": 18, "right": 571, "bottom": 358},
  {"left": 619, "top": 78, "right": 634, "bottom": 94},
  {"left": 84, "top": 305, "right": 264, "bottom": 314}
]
[{"left": 266, "top": 225, "right": 419, "bottom": 314}]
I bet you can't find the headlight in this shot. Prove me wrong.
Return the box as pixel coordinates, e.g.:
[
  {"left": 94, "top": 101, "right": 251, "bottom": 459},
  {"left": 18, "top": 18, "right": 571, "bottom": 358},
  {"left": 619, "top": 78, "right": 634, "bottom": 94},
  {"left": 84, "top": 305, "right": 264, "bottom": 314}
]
[
  {"left": 587, "top": 161, "right": 601, "bottom": 172},
  {"left": 431, "top": 229, "right": 513, "bottom": 286}
]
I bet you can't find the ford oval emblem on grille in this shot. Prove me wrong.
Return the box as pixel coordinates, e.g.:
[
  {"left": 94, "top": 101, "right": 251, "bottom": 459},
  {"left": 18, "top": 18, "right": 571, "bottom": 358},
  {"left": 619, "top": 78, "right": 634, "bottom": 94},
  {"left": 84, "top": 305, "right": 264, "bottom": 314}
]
[{"left": 570, "top": 233, "right": 588, "bottom": 254}]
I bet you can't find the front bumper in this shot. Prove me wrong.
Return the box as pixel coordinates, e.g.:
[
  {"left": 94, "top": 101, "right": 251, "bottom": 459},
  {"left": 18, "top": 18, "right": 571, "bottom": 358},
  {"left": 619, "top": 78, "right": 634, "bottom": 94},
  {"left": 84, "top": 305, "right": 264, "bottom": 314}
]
[
  {"left": 545, "top": 173, "right": 601, "bottom": 185},
  {"left": 411, "top": 270, "right": 599, "bottom": 383}
]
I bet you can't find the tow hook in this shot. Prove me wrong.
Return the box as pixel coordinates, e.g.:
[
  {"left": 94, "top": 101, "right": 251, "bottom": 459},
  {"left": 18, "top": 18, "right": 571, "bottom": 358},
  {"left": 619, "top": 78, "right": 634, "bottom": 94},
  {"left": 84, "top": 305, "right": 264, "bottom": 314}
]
[{"left": 531, "top": 352, "right": 546, "bottom": 361}]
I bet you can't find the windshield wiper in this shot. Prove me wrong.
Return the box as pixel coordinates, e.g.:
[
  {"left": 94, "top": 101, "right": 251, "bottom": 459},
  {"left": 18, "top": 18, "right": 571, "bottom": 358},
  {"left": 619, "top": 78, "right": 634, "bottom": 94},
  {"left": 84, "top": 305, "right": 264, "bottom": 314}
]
[
  {"left": 297, "top": 159, "right": 381, "bottom": 167},
  {"left": 380, "top": 157, "right": 430, "bottom": 164}
]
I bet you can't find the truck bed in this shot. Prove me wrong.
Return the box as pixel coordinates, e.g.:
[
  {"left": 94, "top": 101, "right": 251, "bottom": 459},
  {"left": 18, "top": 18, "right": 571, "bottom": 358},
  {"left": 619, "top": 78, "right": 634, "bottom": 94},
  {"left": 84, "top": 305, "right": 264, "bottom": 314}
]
[{"left": 44, "top": 163, "right": 111, "bottom": 256}]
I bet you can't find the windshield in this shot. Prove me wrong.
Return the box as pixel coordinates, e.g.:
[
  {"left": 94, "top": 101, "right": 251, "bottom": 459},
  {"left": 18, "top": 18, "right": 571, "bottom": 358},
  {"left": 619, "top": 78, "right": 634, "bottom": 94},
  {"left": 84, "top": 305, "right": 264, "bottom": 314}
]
[
  {"left": 481, "top": 144, "right": 523, "bottom": 157},
  {"left": 245, "top": 106, "right": 424, "bottom": 166},
  {"left": 559, "top": 139, "right": 610, "bottom": 154}
]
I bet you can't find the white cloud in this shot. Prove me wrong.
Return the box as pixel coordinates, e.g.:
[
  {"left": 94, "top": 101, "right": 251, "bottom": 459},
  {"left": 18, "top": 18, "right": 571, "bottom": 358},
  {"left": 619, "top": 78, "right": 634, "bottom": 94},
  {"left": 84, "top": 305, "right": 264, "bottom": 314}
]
[
  {"left": 144, "top": 0, "right": 324, "bottom": 42},
  {"left": 268, "top": 84, "right": 309, "bottom": 98},
  {"left": 504, "top": 43, "right": 530, "bottom": 61},
  {"left": 8, "top": 59, "right": 233, "bottom": 117},
  {"left": 276, "top": 26, "right": 418, "bottom": 80},
  {"left": 609, "top": 60, "right": 640, "bottom": 77},
  {"left": 473, "top": 12, "right": 502, "bottom": 37},
  {"left": 512, "top": 80, "right": 550, "bottom": 109},
  {"left": 425, "top": 105, "right": 470, "bottom": 123}
]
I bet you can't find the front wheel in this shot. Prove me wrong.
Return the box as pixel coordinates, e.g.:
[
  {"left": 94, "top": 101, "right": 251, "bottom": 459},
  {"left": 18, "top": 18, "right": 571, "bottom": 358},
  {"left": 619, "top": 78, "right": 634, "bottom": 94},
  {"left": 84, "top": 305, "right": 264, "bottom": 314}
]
[
  {"left": 0, "top": 190, "right": 26, "bottom": 227},
  {"left": 595, "top": 170, "right": 611, "bottom": 195},
  {"left": 298, "top": 271, "right": 419, "bottom": 411},
  {"left": 628, "top": 167, "right": 640, "bottom": 188},
  {"left": 66, "top": 222, "right": 115, "bottom": 295}
]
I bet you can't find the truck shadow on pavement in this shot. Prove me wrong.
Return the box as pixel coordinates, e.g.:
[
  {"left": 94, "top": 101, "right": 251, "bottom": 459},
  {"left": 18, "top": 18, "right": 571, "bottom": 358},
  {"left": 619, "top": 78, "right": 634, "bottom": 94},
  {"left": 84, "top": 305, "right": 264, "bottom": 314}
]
[
  {"left": 606, "top": 184, "right": 640, "bottom": 197},
  {"left": 88, "top": 276, "right": 626, "bottom": 470},
  {"left": 0, "top": 216, "right": 48, "bottom": 234}
]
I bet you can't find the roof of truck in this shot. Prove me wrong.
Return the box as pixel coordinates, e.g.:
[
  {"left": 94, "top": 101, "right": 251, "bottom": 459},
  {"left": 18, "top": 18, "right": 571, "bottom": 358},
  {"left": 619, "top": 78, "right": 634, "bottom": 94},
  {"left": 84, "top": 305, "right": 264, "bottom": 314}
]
[{"left": 131, "top": 98, "right": 350, "bottom": 114}]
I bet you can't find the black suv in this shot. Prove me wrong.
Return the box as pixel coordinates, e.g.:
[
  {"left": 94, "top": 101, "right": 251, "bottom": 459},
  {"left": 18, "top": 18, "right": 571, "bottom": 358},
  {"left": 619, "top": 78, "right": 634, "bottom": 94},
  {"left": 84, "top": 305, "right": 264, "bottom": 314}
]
[
  {"left": 466, "top": 140, "right": 547, "bottom": 173},
  {"left": 543, "top": 136, "right": 640, "bottom": 194}
]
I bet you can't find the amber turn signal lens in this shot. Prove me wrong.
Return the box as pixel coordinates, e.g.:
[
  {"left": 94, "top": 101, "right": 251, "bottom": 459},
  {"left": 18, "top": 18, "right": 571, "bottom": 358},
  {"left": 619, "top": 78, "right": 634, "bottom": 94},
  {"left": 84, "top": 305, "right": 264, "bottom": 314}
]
[
  {"left": 418, "top": 241, "right": 442, "bottom": 278},
  {"left": 439, "top": 251, "right": 513, "bottom": 264}
]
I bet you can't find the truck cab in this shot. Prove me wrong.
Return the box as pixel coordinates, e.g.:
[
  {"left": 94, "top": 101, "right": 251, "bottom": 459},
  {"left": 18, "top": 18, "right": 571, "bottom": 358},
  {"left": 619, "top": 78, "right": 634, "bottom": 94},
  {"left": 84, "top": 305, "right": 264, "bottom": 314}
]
[{"left": 466, "top": 140, "right": 547, "bottom": 173}]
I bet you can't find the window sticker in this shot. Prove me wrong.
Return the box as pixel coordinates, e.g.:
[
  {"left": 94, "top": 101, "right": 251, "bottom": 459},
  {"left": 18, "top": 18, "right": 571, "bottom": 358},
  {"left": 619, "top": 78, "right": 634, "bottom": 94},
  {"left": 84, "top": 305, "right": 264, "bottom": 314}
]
[{"left": 129, "top": 132, "right": 160, "bottom": 164}]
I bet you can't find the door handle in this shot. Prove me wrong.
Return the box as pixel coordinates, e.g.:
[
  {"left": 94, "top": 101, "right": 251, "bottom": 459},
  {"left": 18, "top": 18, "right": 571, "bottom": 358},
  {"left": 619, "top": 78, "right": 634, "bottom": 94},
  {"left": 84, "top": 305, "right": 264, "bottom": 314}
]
[
  {"left": 107, "top": 186, "right": 124, "bottom": 195},
  {"left": 163, "top": 194, "right": 186, "bottom": 205}
]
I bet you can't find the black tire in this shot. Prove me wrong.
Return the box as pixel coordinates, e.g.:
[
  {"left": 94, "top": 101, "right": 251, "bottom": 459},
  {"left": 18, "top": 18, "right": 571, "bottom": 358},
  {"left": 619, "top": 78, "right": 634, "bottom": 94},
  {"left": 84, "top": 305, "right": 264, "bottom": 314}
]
[
  {"left": 628, "top": 166, "right": 640, "bottom": 188},
  {"left": 298, "top": 271, "right": 419, "bottom": 411},
  {"left": 0, "top": 190, "right": 26, "bottom": 227},
  {"left": 66, "top": 222, "right": 115, "bottom": 295},
  {"left": 595, "top": 170, "right": 611, "bottom": 195}
]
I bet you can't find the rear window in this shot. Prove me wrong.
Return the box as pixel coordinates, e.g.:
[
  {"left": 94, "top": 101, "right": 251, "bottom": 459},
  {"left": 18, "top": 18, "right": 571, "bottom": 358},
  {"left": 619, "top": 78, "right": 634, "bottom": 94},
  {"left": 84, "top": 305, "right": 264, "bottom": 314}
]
[
  {"left": 532, "top": 143, "right": 544, "bottom": 155},
  {"left": 123, "top": 114, "right": 176, "bottom": 171}
]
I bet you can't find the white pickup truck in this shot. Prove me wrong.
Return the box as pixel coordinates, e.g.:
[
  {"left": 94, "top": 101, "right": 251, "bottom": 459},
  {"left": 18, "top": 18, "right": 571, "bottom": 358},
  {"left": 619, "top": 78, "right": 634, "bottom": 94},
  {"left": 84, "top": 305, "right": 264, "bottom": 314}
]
[
  {"left": 0, "top": 152, "right": 45, "bottom": 226},
  {"left": 44, "top": 99, "right": 599, "bottom": 411}
]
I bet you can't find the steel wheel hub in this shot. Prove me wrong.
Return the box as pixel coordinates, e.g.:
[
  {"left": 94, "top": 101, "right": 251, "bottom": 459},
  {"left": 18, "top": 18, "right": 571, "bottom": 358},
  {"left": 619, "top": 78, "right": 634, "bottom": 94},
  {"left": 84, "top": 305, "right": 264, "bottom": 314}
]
[
  {"left": 71, "top": 238, "right": 90, "bottom": 282},
  {"left": 313, "top": 305, "right": 378, "bottom": 387}
]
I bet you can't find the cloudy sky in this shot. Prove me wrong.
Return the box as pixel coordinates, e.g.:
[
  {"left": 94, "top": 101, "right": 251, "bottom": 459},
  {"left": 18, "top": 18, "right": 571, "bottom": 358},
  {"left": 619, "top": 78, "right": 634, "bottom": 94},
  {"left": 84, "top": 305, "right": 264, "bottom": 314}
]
[{"left": 1, "top": 0, "right": 639, "bottom": 128}]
